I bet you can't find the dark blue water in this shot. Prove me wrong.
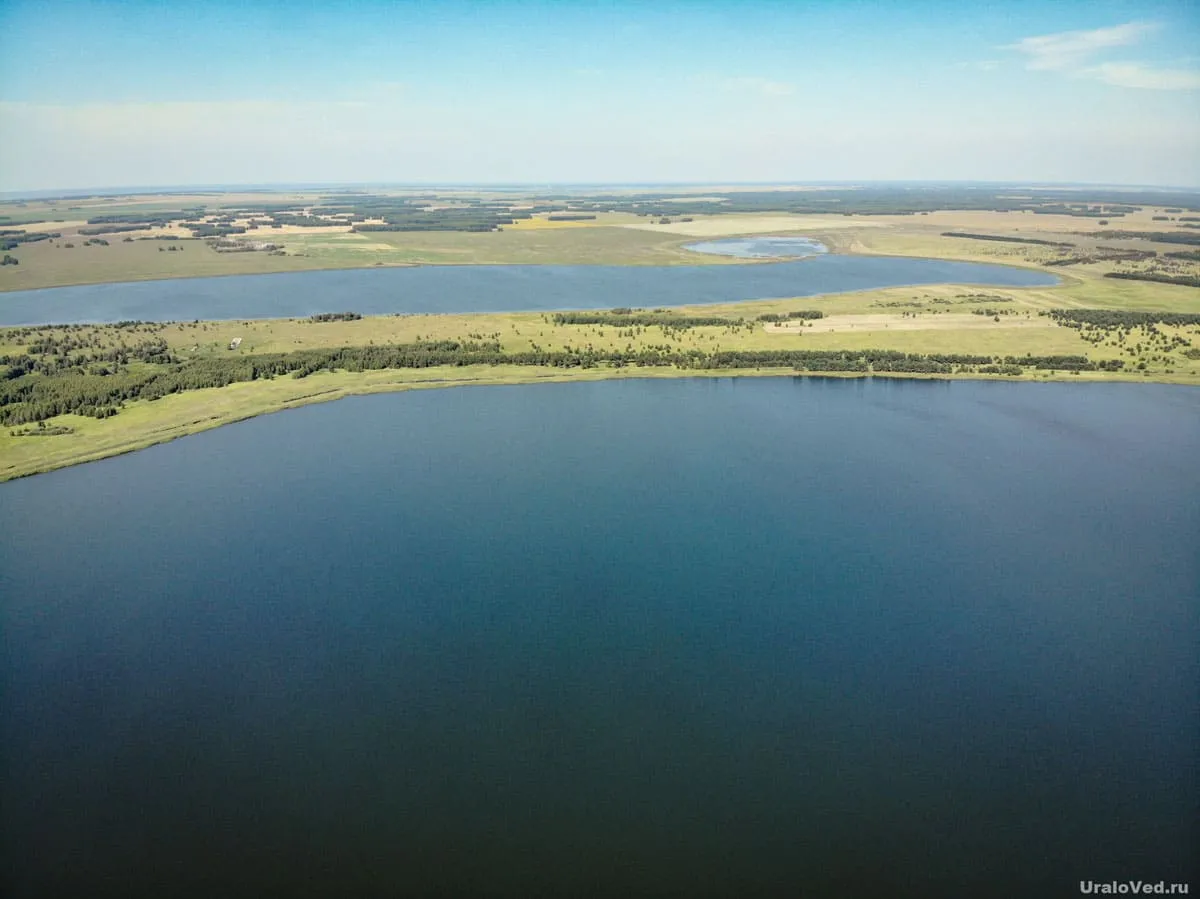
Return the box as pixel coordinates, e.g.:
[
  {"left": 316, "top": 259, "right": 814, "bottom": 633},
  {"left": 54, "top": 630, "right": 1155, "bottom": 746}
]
[
  {"left": 0, "top": 255, "right": 1056, "bottom": 325},
  {"left": 2, "top": 378, "right": 1197, "bottom": 898},
  {"left": 685, "top": 235, "right": 828, "bottom": 258}
]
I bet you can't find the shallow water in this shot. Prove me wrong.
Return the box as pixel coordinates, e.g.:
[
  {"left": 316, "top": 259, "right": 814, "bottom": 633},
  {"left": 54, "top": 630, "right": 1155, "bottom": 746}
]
[
  {"left": 683, "top": 235, "right": 828, "bottom": 258},
  {"left": 3, "top": 378, "right": 1195, "bottom": 897}
]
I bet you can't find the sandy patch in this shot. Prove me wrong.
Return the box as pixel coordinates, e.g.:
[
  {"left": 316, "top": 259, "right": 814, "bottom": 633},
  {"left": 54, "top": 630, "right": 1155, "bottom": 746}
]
[
  {"left": 247, "top": 224, "right": 355, "bottom": 236},
  {"left": 922, "top": 209, "right": 1198, "bottom": 234},
  {"left": 621, "top": 215, "right": 889, "bottom": 237},
  {"left": 505, "top": 216, "right": 603, "bottom": 230},
  {"left": 768, "top": 313, "right": 1056, "bottom": 334},
  {"left": 9, "top": 220, "right": 87, "bottom": 233}
]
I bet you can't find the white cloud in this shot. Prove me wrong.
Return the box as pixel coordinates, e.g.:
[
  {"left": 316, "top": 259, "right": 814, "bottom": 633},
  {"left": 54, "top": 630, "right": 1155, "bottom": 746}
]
[
  {"left": 1004, "top": 22, "right": 1156, "bottom": 71},
  {"left": 1083, "top": 62, "right": 1200, "bottom": 90},
  {"left": 1002, "top": 21, "right": 1200, "bottom": 91}
]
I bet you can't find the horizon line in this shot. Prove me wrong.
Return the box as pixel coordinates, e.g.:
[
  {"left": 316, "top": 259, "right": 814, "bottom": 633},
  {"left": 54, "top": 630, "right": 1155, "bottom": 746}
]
[{"left": 6, "top": 179, "right": 1200, "bottom": 201}]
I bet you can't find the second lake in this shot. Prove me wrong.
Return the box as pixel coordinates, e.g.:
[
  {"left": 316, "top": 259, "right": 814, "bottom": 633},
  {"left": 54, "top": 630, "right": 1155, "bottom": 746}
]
[{"left": 0, "top": 254, "right": 1057, "bottom": 325}]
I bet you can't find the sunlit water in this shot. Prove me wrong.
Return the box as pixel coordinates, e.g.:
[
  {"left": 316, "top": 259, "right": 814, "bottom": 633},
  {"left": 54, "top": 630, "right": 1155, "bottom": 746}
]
[
  {"left": 0, "top": 255, "right": 1055, "bottom": 325},
  {"left": 683, "top": 235, "right": 828, "bottom": 258}
]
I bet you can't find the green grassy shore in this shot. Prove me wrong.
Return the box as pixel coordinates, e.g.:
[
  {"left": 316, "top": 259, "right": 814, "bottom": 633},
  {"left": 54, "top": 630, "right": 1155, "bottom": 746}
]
[{"left": 3, "top": 264, "right": 1199, "bottom": 481}]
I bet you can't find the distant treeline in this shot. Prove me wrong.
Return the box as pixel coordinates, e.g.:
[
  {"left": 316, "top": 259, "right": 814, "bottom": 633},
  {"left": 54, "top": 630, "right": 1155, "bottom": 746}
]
[
  {"left": 355, "top": 221, "right": 504, "bottom": 233},
  {"left": 1029, "top": 204, "right": 1138, "bottom": 217},
  {"left": 547, "top": 214, "right": 597, "bottom": 221},
  {"left": 1094, "top": 231, "right": 1200, "bottom": 246},
  {"left": 941, "top": 232, "right": 1073, "bottom": 247},
  {"left": 0, "top": 231, "right": 60, "bottom": 250},
  {"left": 1, "top": 336, "right": 1130, "bottom": 427},
  {"left": 1045, "top": 309, "right": 1200, "bottom": 328},
  {"left": 1164, "top": 250, "right": 1200, "bottom": 261},
  {"left": 756, "top": 311, "right": 825, "bottom": 322},
  {"left": 1103, "top": 272, "right": 1200, "bottom": 289},
  {"left": 1044, "top": 247, "right": 1159, "bottom": 266},
  {"left": 85, "top": 214, "right": 185, "bottom": 226},
  {"left": 550, "top": 311, "right": 743, "bottom": 328},
  {"left": 270, "top": 215, "right": 335, "bottom": 227},
  {"left": 309, "top": 312, "right": 362, "bottom": 322},
  {"left": 187, "top": 224, "right": 247, "bottom": 238},
  {"left": 79, "top": 224, "right": 156, "bottom": 235}
]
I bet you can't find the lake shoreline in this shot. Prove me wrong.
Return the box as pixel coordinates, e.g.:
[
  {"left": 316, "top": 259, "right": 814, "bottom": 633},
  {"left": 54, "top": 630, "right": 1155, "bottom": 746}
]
[
  {"left": 0, "top": 251, "right": 1057, "bottom": 326},
  {"left": 4, "top": 365, "right": 1193, "bottom": 483}
]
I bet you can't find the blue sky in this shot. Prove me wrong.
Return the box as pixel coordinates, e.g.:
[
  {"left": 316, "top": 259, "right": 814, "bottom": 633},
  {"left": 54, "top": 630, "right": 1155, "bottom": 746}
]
[{"left": 1, "top": 0, "right": 1197, "bottom": 190}]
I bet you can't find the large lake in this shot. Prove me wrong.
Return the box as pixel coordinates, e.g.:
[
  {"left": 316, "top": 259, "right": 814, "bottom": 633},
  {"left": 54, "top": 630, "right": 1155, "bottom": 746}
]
[
  {"left": 2, "top": 378, "right": 1196, "bottom": 897},
  {"left": 0, "top": 255, "right": 1056, "bottom": 325}
]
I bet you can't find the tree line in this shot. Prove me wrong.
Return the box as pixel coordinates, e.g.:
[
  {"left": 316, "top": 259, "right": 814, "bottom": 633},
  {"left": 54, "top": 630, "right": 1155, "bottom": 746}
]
[
  {"left": 1103, "top": 272, "right": 1200, "bottom": 289},
  {"left": 1094, "top": 231, "right": 1200, "bottom": 246},
  {"left": 942, "top": 232, "right": 1073, "bottom": 247},
  {"left": 550, "top": 312, "right": 743, "bottom": 328},
  {"left": 1, "top": 339, "right": 1131, "bottom": 427},
  {"left": 756, "top": 311, "right": 825, "bottom": 322},
  {"left": 1045, "top": 309, "right": 1200, "bottom": 328}
]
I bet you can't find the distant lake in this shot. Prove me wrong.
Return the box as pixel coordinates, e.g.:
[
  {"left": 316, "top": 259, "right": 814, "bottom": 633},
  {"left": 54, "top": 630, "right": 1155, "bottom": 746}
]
[
  {"left": 2, "top": 378, "right": 1196, "bottom": 898},
  {"left": 0, "top": 255, "right": 1056, "bottom": 325},
  {"left": 684, "top": 235, "right": 828, "bottom": 258}
]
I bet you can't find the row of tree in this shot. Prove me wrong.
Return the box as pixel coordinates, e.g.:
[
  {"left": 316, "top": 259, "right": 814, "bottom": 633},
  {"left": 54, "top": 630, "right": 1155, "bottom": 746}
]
[
  {"left": 1045, "top": 309, "right": 1200, "bottom": 329},
  {"left": 756, "top": 311, "right": 825, "bottom": 322},
  {"left": 942, "top": 232, "right": 1072, "bottom": 247},
  {"left": 1103, "top": 272, "right": 1200, "bottom": 289},
  {"left": 4, "top": 340, "right": 1137, "bottom": 427},
  {"left": 1094, "top": 230, "right": 1200, "bottom": 246},
  {"left": 550, "top": 312, "right": 741, "bottom": 328}
]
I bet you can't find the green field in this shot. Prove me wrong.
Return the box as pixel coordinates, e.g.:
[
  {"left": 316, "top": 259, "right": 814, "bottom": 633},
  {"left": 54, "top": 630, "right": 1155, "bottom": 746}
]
[{"left": 0, "top": 221, "right": 738, "bottom": 291}]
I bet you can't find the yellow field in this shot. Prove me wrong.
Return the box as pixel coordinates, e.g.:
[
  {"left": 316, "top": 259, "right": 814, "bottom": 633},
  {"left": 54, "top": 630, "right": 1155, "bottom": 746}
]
[{"left": 620, "top": 214, "right": 889, "bottom": 236}]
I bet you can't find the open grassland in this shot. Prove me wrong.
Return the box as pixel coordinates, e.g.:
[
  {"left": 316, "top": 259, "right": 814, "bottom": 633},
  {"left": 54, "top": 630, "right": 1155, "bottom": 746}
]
[
  {"left": 0, "top": 220, "right": 735, "bottom": 291},
  {"left": 4, "top": 265, "right": 1198, "bottom": 481},
  {"left": 264, "top": 224, "right": 727, "bottom": 266},
  {"left": 0, "top": 237, "right": 352, "bottom": 290},
  {"left": 619, "top": 214, "right": 889, "bottom": 236},
  {"left": 5, "top": 187, "right": 1200, "bottom": 290}
]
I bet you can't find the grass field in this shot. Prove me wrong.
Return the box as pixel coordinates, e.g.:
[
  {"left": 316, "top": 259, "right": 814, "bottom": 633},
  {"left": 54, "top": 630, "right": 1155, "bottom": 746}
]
[
  {"left": 0, "top": 219, "right": 738, "bottom": 291},
  {"left": 4, "top": 192, "right": 1199, "bottom": 290}
]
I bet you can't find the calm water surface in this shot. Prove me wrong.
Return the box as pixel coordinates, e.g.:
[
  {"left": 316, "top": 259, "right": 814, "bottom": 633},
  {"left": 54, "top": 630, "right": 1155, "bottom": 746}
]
[
  {"left": 2, "top": 378, "right": 1197, "bottom": 898},
  {"left": 684, "top": 235, "right": 828, "bottom": 258},
  {"left": 0, "top": 255, "right": 1056, "bottom": 325}
]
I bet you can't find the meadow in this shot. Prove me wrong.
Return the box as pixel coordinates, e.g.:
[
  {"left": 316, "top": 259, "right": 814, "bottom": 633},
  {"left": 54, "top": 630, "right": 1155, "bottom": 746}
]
[{"left": 4, "top": 185, "right": 1199, "bottom": 291}]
